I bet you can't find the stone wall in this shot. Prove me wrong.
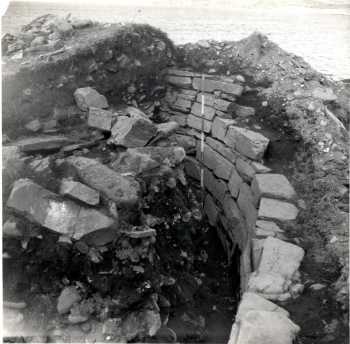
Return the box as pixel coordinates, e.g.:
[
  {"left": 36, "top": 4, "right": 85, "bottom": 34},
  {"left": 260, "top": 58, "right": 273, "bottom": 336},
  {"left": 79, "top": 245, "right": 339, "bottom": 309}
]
[{"left": 161, "top": 68, "right": 306, "bottom": 343}]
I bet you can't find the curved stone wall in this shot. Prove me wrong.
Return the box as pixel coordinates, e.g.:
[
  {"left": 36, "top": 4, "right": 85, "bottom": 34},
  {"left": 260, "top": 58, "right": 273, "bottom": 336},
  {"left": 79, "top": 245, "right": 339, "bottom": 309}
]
[{"left": 161, "top": 68, "right": 306, "bottom": 343}]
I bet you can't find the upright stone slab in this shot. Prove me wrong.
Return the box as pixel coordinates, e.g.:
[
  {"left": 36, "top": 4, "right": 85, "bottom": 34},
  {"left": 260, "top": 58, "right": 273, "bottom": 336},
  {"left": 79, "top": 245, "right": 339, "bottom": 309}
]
[
  {"left": 204, "top": 168, "right": 228, "bottom": 204},
  {"left": 110, "top": 116, "right": 157, "bottom": 148},
  {"left": 259, "top": 198, "right": 299, "bottom": 221},
  {"left": 228, "top": 167, "right": 243, "bottom": 198},
  {"left": 74, "top": 87, "right": 108, "bottom": 111},
  {"left": 204, "top": 194, "right": 219, "bottom": 226},
  {"left": 236, "top": 158, "right": 256, "bottom": 182},
  {"left": 65, "top": 157, "right": 141, "bottom": 207},
  {"left": 225, "top": 126, "right": 269, "bottom": 160},
  {"left": 251, "top": 174, "right": 296, "bottom": 202},
  {"left": 206, "top": 136, "right": 237, "bottom": 163},
  {"left": 237, "top": 183, "right": 257, "bottom": 229}
]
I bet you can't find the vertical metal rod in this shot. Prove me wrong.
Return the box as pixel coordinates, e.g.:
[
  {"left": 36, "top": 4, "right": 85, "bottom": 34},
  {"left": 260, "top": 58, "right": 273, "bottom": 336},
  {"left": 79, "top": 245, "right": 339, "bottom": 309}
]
[{"left": 200, "top": 74, "right": 205, "bottom": 208}]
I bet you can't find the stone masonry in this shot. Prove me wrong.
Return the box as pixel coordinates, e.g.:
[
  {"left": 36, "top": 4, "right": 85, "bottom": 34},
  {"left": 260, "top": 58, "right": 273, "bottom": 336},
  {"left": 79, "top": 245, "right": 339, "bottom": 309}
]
[{"left": 162, "top": 68, "right": 305, "bottom": 344}]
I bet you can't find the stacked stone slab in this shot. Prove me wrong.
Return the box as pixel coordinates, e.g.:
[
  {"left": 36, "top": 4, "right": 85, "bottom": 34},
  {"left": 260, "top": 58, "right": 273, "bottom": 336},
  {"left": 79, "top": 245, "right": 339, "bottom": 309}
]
[{"left": 162, "top": 68, "right": 306, "bottom": 344}]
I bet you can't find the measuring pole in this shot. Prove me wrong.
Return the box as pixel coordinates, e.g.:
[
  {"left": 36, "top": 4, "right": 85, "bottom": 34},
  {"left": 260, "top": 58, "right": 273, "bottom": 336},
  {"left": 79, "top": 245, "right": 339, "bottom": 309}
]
[{"left": 200, "top": 74, "right": 205, "bottom": 208}]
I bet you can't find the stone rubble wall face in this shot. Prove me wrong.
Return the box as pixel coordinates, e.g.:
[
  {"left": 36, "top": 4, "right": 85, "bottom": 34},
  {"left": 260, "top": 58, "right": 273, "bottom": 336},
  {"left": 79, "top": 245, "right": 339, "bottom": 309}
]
[{"left": 162, "top": 68, "right": 304, "bottom": 344}]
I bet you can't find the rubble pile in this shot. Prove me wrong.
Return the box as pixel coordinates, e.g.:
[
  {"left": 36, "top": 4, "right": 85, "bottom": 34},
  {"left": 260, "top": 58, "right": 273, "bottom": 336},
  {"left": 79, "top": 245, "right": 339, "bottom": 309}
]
[{"left": 3, "top": 85, "right": 235, "bottom": 343}]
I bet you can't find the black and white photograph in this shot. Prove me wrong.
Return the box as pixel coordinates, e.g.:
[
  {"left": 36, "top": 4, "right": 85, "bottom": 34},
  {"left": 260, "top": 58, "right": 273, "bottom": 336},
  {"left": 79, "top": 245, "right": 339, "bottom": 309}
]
[{"left": 1, "top": 0, "right": 349, "bottom": 343}]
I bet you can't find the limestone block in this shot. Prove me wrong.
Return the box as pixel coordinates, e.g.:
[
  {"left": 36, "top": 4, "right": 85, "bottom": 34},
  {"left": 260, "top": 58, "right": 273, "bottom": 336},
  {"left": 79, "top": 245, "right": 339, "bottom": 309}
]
[
  {"left": 237, "top": 183, "right": 258, "bottom": 229},
  {"left": 228, "top": 309, "right": 299, "bottom": 344},
  {"left": 251, "top": 173, "right": 297, "bottom": 202},
  {"left": 88, "top": 107, "right": 117, "bottom": 131},
  {"left": 193, "top": 78, "right": 243, "bottom": 96},
  {"left": 201, "top": 143, "right": 234, "bottom": 180},
  {"left": 65, "top": 156, "right": 141, "bottom": 207},
  {"left": 60, "top": 179, "right": 100, "bottom": 205},
  {"left": 206, "top": 136, "right": 237, "bottom": 162},
  {"left": 170, "top": 97, "right": 192, "bottom": 113},
  {"left": 212, "top": 117, "right": 235, "bottom": 141},
  {"left": 191, "top": 102, "right": 216, "bottom": 121},
  {"left": 74, "top": 87, "right": 108, "bottom": 111},
  {"left": 225, "top": 126, "right": 269, "bottom": 160},
  {"left": 248, "top": 271, "right": 290, "bottom": 295},
  {"left": 187, "top": 114, "right": 211, "bottom": 133},
  {"left": 236, "top": 158, "right": 256, "bottom": 182},
  {"left": 196, "top": 93, "right": 215, "bottom": 107},
  {"left": 14, "top": 135, "right": 70, "bottom": 153},
  {"left": 214, "top": 98, "right": 231, "bottom": 112},
  {"left": 228, "top": 167, "right": 243, "bottom": 198},
  {"left": 166, "top": 75, "right": 192, "bottom": 88},
  {"left": 204, "top": 168, "right": 228, "bottom": 204},
  {"left": 258, "top": 237, "right": 305, "bottom": 280},
  {"left": 110, "top": 116, "right": 157, "bottom": 148},
  {"left": 258, "top": 198, "right": 299, "bottom": 221}
]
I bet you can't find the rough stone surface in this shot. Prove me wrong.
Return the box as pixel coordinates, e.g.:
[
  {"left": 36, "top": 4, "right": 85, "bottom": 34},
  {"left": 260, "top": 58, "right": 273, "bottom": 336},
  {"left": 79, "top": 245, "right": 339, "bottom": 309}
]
[
  {"left": 191, "top": 102, "right": 216, "bottom": 121},
  {"left": 74, "top": 87, "right": 108, "bottom": 111},
  {"left": 166, "top": 75, "right": 192, "bottom": 88},
  {"left": 236, "top": 158, "right": 256, "bottom": 182},
  {"left": 204, "top": 168, "right": 228, "bottom": 204},
  {"left": 110, "top": 116, "right": 157, "bottom": 147},
  {"left": 7, "top": 179, "right": 114, "bottom": 239},
  {"left": 111, "top": 146, "right": 185, "bottom": 175},
  {"left": 212, "top": 117, "right": 236, "bottom": 141},
  {"left": 25, "top": 119, "right": 42, "bottom": 132},
  {"left": 237, "top": 183, "right": 258, "bottom": 229},
  {"left": 193, "top": 78, "right": 243, "bottom": 96},
  {"left": 204, "top": 193, "right": 219, "bottom": 226},
  {"left": 258, "top": 237, "right": 305, "bottom": 280},
  {"left": 184, "top": 157, "right": 201, "bottom": 180},
  {"left": 214, "top": 98, "right": 231, "bottom": 112},
  {"left": 231, "top": 104, "right": 256, "bottom": 117},
  {"left": 65, "top": 157, "right": 141, "bottom": 206},
  {"left": 57, "top": 287, "right": 81, "bottom": 314},
  {"left": 13, "top": 135, "right": 70, "bottom": 153},
  {"left": 225, "top": 126, "right": 269, "bottom": 160},
  {"left": 228, "top": 167, "right": 243, "bottom": 198},
  {"left": 187, "top": 114, "right": 211, "bottom": 133},
  {"left": 252, "top": 174, "right": 297, "bottom": 202},
  {"left": 87, "top": 107, "right": 117, "bottom": 131},
  {"left": 228, "top": 309, "right": 299, "bottom": 344},
  {"left": 256, "top": 220, "right": 283, "bottom": 233},
  {"left": 170, "top": 97, "right": 192, "bottom": 113},
  {"left": 206, "top": 136, "right": 236, "bottom": 163},
  {"left": 251, "top": 161, "right": 272, "bottom": 173},
  {"left": 200, "top": 143, "right": 233, "bottom": 180},
  {"left": 196, "top": 93, "right": 215, "bottom": 106},
  {"left": 258, "top": 198, "right": 299, "bottom": 221},
  {"left": 60, "top": 179, "right": 100, "bottom": 205}
]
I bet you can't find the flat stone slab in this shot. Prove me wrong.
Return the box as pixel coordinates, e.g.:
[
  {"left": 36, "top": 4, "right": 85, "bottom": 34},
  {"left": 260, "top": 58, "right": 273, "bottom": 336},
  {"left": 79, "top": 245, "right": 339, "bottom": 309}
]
[
  {"left": 7, "top": 179, "right": 114, "bottom": 240},
  {"left": 110, "top": 116, "right": 157, "bottom": 148},
  {"left": 187, "top": 114, "right": 211, "bottom": 133},
  {"left": 191, "top": 102, "right": 215, "bottom": 121},
  {"left": 166, "top": 75, "right": 193, "bottom": 88},
  {"left": 228, "top": 309, "right": 299, "bottom": 344},
  {"left": 60, "top": 179, "right": 100, "bottom": 206},
  {"left": 258, "top": 198, "right": 299, "bottom": 221},
  {"left": 225, "top": 126, "right": 269, "bottom": 160},
  {"left": 252, "top": 173, "right": 296, "bottom": 202},
  {"left": 88, "top": 107, "right": 118, "bottom": 131},
  {"left": 65, "top": 156, "right": 141, "bottom": 207},
  {"left": 74, "top": 87, "right": 108, "bottom": 111},
  {"left": 13, "top": 135, "right": 70, "bottom": 153},
  {"left": 258, "top": 237, "right": 305, "bottom": 280},
  {"left": 193, "top": 78, "right": 243, "bottom": 96}
]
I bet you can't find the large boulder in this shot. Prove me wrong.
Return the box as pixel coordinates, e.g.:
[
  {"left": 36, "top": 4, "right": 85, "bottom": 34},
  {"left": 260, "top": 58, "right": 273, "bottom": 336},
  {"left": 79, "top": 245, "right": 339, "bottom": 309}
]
[
  {"left": 109, "top": 116, "right": 157, "bottom": 148},
  {"left": 6, "top": 179, "right": 115, "bottom": 239},
  {"left": 65, "top": 156, "right": 141, "bottom": 206}
]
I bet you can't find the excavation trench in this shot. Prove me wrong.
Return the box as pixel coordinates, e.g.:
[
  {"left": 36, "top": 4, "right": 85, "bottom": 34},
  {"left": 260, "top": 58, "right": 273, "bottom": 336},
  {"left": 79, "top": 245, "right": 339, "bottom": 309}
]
[{"left": 2, "top": 15, "right": 349, "bottom": 344}]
